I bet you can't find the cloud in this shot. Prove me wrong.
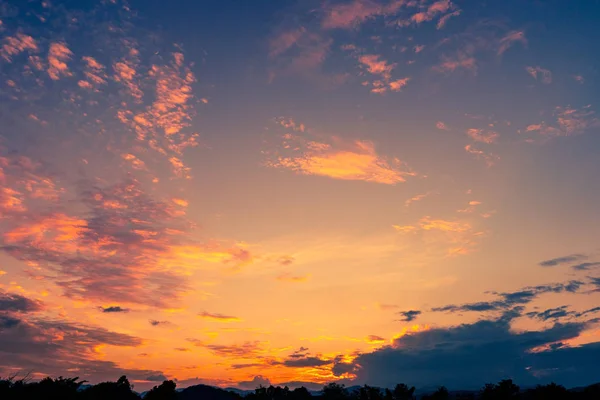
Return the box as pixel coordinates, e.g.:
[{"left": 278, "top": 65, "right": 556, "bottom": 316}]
[
  {"left": 191, "top": 341, "right": 266, "bottom": 359},
  {"left": 366, "top": 335, "right": 386, "bottom": 343},
  {"left": 237, "top": 375, "right": 271, "bottom": 390},
  {"left": 433, "top": 52, "right": 477, "bottom": 74},
  {"left": 198, "top": 312, "right": 241, "bottom": 322},
  {"left": 410, "top": 0, "right": 456, "bottom": 25},
  {"left": 0, "top": 314, "right": 164, "bottom": 384},
  {"left": 348, "top": 316, "right": 599, "bottom": 389},
  {"left": 321, "top": 0, "right": 405, "bottom": 30},
  {"left": 276, "top": 273, "right": 310, "bottom": 283},
  {"left": 266, "top": 127, "right": 415, "bottom": 185},
  {"left": 526, "top": 66, "right": 552, "bottom": 84},
  {"left": 146, "top": 374, "right": 168, "bottom": 382},
  {"left": 466, "top": 128, "right": 499, "bottom": 144},
  {"left": 525, "top": 106, "right": 599, "bottom": 138},
  {"left": 437, "top": 10, "right": 461, "bottom": 29},
  {"left": 436, "top": 121, "right": 450, "bottom": 130},
  {"left": 357, "top": 54, "right": 409, "bottom": 94},
  {"left": 149, "top": 320, "right": 172, "bottom": 327},
  {"left": 497, "top": 30, "right": 527, "bottom": 55},
  {"left": 0, "top": 291, "right": 43, "bottom": 313},
  {"left": 101, "top": 306, "right": 130, "bottom": 313},
  {"left": 397, "top": 310, "right": 421, "bottom": 322},
  {"left": 404, "top": 192, "right": 433, "bottom": 207},
  {"left": 432, "top": 281, "right": 583, "bottom": 314},
  {"left": 464, "top": 144, "right": 499, "bottom": 167},
  {"left": 526, "top": 306, "right": 574, "bottom": 322},
  {"left": 540, "top": 254, "right": 587, "bottom": 267},
  {"left": 571, "top": 262, "right": 600, "bottom": 271},
  {"left": 1, "top": 33, "right": 38, "bottom": 62},
  {"left": 47, "top": 42, "right": 73, "bottom": 80},
  {"left": 282, "top": 356, "right": 331, "bottom": 368},
  {"left": 393, "top": 215, "right": 485, "bottom": 256}
]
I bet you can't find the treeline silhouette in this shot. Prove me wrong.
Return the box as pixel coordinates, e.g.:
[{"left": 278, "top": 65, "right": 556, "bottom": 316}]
[{"left": 1, "top": 375, "right": 599, "bottom": 400}]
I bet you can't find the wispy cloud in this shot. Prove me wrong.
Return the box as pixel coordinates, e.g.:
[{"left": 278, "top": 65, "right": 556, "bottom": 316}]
[
  {"left": 497, "top": 30, "right": 527, "bottom": 55},
  {"left": 526, "top": 66, "right": 552, "bottom": 84},
  {"left": 397, "top": 310, "right": 421, "bottom": 322},
  {"left": 198, "top": 311, "right": 242, "bottom": 322},
  {"left": 266, "top": 121, "right": 415, "bottom": 184},
  {"left": 466, "top": 128, "right": 499, "bottom": 144},
  {"left": 539, "top": 254, "right": 587, "bottom": 267},
  {"left": 321, "top": 0, "right": 405, "bottom": 30},
  {"left": 524, "top": 105, "right": 599, "bottom": 137}
]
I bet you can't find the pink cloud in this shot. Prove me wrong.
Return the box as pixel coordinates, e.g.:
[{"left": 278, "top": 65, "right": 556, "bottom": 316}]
[
  {"left": 436, "top": 121, "right": 450, "bottom": 130},
  {"left": 322, "top": 0, "right": 406, "bottom": 29},
  {"left": 526, "top": 66, "right": 552, "bottom": 84},
  {"left": 498, "top": 30, "right": 527, "bottom": 55},
  {"left": 411, "top": 0, "right": 455, "bottom": 25},
  {"left": 437, "top": 10, "right": 461, "bottom": 29},
  {"left": 433, "top": 53, "right": 476, "bottom": 73},
  {"left": 269, "top": 28, "right": 306, "bottom": 57},
  {"left": 466, "top": 128, "right": 499, "bottom": 144},
  {"left": 389, "top": 77, "right": 410, "bottom": 92},
  {"left": 359, "top": 54, "right": 396, "bottom": 79}
]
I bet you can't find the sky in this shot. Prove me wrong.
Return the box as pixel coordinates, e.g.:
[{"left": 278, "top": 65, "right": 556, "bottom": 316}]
[{"left": 1, "top": 0, "right": 600, "bottom": 392}]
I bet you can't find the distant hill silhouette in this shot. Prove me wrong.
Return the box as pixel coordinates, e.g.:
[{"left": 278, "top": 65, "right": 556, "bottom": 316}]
[{"left": 1, "top": 375, "right": 600, "bottom": 399}]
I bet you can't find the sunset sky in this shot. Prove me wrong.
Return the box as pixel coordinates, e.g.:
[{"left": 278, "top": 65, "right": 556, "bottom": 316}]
[{"left": 1, "top": 0, "right": 600, "bottom": 392}]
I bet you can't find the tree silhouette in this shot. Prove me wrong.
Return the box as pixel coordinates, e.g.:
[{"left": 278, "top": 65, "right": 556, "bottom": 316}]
[
  {"left": 480, "top": 379, "right": 520, "bottom": 400},
  {"left": 322, "top": 383, "right": 348, "bottom": 400},
  {"left": 144, "top": 380, "right": 177, "bottom": 400},
  {"left": 392, "top": 384, "right": 415, "bottom": 400}
]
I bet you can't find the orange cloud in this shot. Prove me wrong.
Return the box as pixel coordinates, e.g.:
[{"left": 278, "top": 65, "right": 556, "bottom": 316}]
[
  {"left": 394, "top": 215, "right": 487, "bottom": 256},
  {"left": 47, "top": 42, "right": 72, "bottom": 80},
  {"left": 358, "top": 54, "right": 409, "bottom": 94},
  {"left": 1, "top": 33, "right": 38, "bottom": 62},
  {"left": 466, "top": 128, "right": 499, "bottom": 144},
  {"left": 276, "top": 273, "right": 310, "bottom": 283},
  {"left": 404, "top": 192, "right": 433, "bottom": 207},
  {"left": 266, "top": 127, "right": 415, "bottom": 185},
  {"left": 465, "top": 144, "right": 499, "bottom": 167},
  {"left": 198, "top": 312, "right": 242, "bottom": 322}
]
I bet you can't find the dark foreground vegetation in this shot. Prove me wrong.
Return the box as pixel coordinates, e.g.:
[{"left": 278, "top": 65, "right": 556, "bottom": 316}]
[{"left": 1, "top": 376, "right": 599, "bottom": 400}]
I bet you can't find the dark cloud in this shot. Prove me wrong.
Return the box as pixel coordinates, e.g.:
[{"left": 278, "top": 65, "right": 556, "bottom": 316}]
[
  {"left": 0, "top": 315, "right": 21, "bottom": 329},
  {"left": 146, "top": 374, "right": 168, "bottom": 382},
  {"left": 432, "top": 281, "right": 583, "bottom": 314},
  {"left": 590, "top": 277, "right": 600, "bottom": 291},
  {"left": 0, "top": 315, "right": 165, "bottom": 384},
  {"left": 397, "top": 310, "right": 421, "bottom": 322},
  {"left": 348, "top": 316, "right": 598, "bottom": 390},
  {"left": 526, "top": 306, "right": 574, "bottom": 321},
  {"left": 282, "top": 356, "right": 331, "bottom": 368},
  {"left": 539, "top": 254, "right": 587, "bottom": 267},
  {"left": 101, "top": 306, "right": 130, "bottom": 313},
  {"left": 572, "top": 262, "right": 600, "bottom": 271},
  {"left": 0, "top": 291, "right": 42, "bottom": 313},
  {"left": 149, "top": 320, "right": 172, "bottom": 326},
  {"left": 237, "top": 375, "right": 271, "bottom": 390}
]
